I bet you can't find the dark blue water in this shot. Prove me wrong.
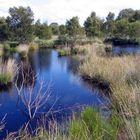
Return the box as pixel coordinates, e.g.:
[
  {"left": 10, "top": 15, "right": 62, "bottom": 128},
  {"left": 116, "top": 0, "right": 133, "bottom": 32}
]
[
  {"left": 0, "top": 49, "right": 109, "bottom": 138},
  {"left": 113, "top": 45, "right": 140, "bottom": 55}
]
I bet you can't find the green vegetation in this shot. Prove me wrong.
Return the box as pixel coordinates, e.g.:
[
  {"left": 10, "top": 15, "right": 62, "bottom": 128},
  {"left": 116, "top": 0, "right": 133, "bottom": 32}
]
[
  {"left": 0, "top": 59, "right": 17, "bottom": 85},
  {"left": 58, "top": 48, "right": 71, "bottom": 56},
  {"left": 7, "top": 107, "right": 121, "bottom": 140},
  {"left": 0, "top": 73, "right": 12, "bottom": 85},
  {"left": 3, "top": 43, "right": 17, "bottom": 53},
  {"left": 36, "top": 39, "right": 56, "bottom": 48},
  {"left": 1, "top": 6, "right": 140, "bottom": 46},
  {"left": 29, "top": 42, "right": 38, "bottom": 51},
  {"left": 7, "top": 6, "right": 34, "bottom": 43}
]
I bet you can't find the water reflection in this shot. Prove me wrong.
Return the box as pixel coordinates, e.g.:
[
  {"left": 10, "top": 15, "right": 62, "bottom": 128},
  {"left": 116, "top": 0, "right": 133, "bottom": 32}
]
[
  {"left": 113, "top": 45, "right": 140, "bottom": 55},
  {"left": 0, "top": 49, "right": 109, "bottom": 138}
]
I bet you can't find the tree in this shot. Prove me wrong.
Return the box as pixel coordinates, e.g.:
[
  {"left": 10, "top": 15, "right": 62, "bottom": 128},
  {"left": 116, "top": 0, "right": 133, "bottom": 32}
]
[
  {"left": 66, "top": 16, "right": 84, "bottom": 47},
  {"left": 131, "top": 10, "right": 140, "bottom": 21},
  {"left": 50, "top": 22, "right": 59, "bottom": 35},
  {"left": 59, "top": 25, "right": 66, "bottom": 35},
  {"left": 104, "top": 12, "right": 115, "bottom": 37},
  {"left": 114, "top": 19, "right": 129, "bottom": 38},
  {"left": 117, "top": 8, "right": 135, "bottom": 20},
  {"left": 7, "top": 6, "right": 34, "bottom": 43},
  {"left": 84, "top": 12, "right": 102, "bottom": 37},
  {"left": 34, "top": 20, "right": 52, "bottom": 39},
  {"left": 129, "top": 21, "right": 140, "bottom": 39},
  {"left": 66, "top": 16, "right": 82, "bottom": 37},
  {"left": 0, "top": 17, "right": 8, "bottom": 41}
]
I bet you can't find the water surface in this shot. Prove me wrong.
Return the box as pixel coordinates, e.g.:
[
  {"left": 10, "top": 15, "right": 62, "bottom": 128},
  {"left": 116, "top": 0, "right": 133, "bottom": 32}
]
[
  {"left": 0, "top": 49, "right": 109, "bottom": 138},
  {"left": 113, "top": 45, "right": 140, "bottom": 55}
]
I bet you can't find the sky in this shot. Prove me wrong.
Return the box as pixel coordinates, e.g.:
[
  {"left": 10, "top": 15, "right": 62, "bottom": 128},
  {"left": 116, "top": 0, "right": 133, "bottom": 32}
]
[{"left": 0, "top": 0, "right": 140, "bottom": 25}]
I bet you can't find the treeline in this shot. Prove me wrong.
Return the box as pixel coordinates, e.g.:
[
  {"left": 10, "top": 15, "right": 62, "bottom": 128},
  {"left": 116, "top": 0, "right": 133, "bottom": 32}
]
[{"left": 0, "top": 6, "right": 140, "bottom": 44}]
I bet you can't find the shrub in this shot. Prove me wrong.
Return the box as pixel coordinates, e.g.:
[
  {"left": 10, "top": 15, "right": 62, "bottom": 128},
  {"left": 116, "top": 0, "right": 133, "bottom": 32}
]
[
  {"left": 36, "top": 39, "right": 55, "bottom": 48},
  {"left": 8, "top": 41, "right": 19, "bottom": 48},
  {"left": 58, "top": 48, "right": 71, "bottom": 57},
  {"left": 3, "top": 43, "right": 17, "bottom": 53},
  {"left": 29, "top": 42, "right": 38, "bottom": 51}
]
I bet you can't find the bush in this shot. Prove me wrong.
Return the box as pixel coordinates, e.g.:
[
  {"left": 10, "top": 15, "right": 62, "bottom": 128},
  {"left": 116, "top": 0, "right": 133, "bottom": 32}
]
[
  {"left": 58, "top": 48, "right": 71, "bottom": 57},
  {"left": 8, "top": 41, "right": 19, "bottom": 48},
  {"left": 29, "top": 42, "right": 38, "bottom": 51},
  {"left": 71, "top": 47, "right": 87, "bottom": 55},
  {"left": 3, "top": 43, "right": 17, "bottom": 53},
  {"left": 36, "top": 39, "right": 55, "bottom": 48}
]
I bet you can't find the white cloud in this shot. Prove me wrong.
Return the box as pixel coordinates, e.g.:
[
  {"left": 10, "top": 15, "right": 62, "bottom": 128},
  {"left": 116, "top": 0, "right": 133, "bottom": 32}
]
[{"left": 0, "top": 0, "right": 140, "bottom": 25}]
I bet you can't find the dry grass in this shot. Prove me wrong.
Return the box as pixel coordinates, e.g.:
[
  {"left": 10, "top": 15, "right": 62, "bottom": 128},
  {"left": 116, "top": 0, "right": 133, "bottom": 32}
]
[
  {"left": 0, "top": 59, "right": 17, "bottom": 84},
  {"left": 0, "top": 44, "right": 3, "bottom": 56},
  {"left": 17, "top": 44, "right": 29, "bottom": 57},
  {"left": 79, "top": 44, "right": 140, "bottom": 139}
]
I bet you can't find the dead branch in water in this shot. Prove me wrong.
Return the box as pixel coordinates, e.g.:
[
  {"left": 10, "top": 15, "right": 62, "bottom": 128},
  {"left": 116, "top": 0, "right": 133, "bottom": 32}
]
[{"left": 15, "top": 64, "right": 52, "bottom": 119}]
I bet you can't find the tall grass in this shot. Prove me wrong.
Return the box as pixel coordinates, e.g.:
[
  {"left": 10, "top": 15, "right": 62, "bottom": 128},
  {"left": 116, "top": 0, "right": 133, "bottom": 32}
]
[
  {"left": 5, "top": 107, "right": 120, "bottom": 140},
  {"left": 79, "top": 44, "right": 140, "bottom": 139},
  {"left": 0, "top": 59, "right": 17, "bottom": 85},
  {"left": 17, "top": 44, "right": 29, "bottom": 58}
]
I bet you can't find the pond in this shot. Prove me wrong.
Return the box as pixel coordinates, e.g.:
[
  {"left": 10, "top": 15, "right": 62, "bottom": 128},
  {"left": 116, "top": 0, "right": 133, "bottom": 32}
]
[
  {"left": 112, "top": 45, "right": 140, "bottom": 55},
  {"left": 0, "top": 49, "right": 109, "bottom": 138}
]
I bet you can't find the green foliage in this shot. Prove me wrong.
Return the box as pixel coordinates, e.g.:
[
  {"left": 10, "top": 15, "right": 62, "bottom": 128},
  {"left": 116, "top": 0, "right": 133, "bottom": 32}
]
[
  {"left": 84, "top": 12, "right": 103, "bottom": 37},
  {"left": 29, "top": 42, "right": 38, "bottom": 51},
  {"left": 50, "top": 22, "right": 59, "bottom": 35},
  {"left": 8, "top": 41, "right": 19, "bottom": 48},
  {"left": 117, "top": 8, "right": 135, "bottom": 20},
  {"left": 59, "top": 25, "right": 67, "bottom": 35},
  {"left": 7, "top": 6, "right": 34, "bottom": 43},
  {"left": 114, "top": 19, "right": 129, "bottom": 38},
  {"left": 0, "top": 17, "right": 8, "bottom": 41},
  {"left": 36, "top": 39, "right": 55, "bottom": 48},
  {"left": 58, "top": 49, "right": 71, "bottom": 57},
  {"left": 66, "top": 16, "right": 82, "bottom": 37},
  {"left": 103, "top": 12, "right": 115, "bottom": 37},
  {"left": 34, "top": 20, "right": 52, "bottom": 39},
  {"left": 3, "top": 43, "right": 17, "bottom": 53},
  {"left": 69, "top": 107, "right": 120, "bottom": 140},
  {"left": 129, "top": 21, "right": 140, "bottom": 39}
]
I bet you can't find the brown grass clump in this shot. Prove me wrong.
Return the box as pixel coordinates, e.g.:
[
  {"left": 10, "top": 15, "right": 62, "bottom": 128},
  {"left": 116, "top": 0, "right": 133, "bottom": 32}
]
[{"left": 0, "top": 59, "right": 17, "bottom": 85}]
